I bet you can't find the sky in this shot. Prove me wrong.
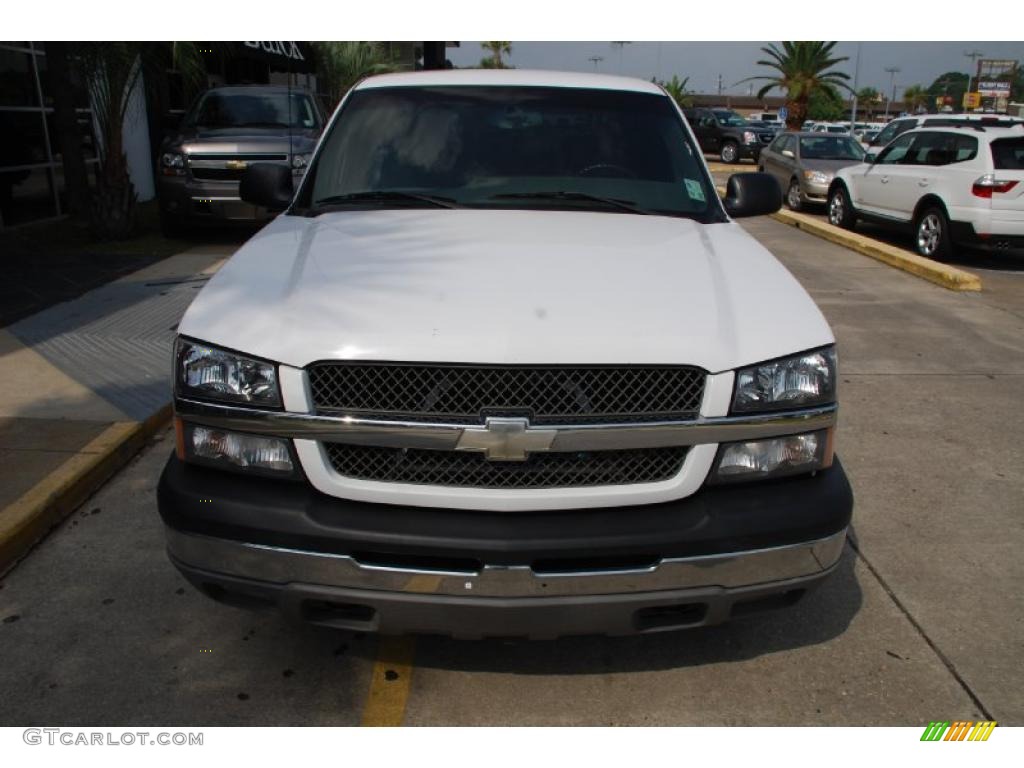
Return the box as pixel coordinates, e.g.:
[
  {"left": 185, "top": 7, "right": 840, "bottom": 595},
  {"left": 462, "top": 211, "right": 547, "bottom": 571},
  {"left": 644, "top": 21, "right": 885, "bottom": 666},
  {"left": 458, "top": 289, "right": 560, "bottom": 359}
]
[{"left": 448, "top": 42, "right": 1024, "bottom": 98}]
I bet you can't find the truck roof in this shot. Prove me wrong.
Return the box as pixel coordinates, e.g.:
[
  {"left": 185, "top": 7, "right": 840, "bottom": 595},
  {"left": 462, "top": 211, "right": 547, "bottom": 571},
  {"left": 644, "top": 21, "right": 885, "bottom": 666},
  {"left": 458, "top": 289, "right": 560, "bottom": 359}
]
[{"left": 355, "top": 68, "right": 665, "bottom": 95}]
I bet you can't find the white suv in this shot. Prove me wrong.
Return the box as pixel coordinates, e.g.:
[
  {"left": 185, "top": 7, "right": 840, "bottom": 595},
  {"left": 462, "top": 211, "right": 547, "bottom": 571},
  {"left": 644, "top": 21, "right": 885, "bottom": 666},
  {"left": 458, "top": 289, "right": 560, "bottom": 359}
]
[{"left": 828, "top": 125, "right": 1024, "bottom": 259}]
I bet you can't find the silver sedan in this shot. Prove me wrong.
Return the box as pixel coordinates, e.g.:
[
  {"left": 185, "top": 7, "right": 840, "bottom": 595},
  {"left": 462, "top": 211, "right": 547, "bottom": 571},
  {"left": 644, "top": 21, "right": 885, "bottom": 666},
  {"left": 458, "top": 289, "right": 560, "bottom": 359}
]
[{"left": 758, "top": 132, "right": 865, "bottom": 211}]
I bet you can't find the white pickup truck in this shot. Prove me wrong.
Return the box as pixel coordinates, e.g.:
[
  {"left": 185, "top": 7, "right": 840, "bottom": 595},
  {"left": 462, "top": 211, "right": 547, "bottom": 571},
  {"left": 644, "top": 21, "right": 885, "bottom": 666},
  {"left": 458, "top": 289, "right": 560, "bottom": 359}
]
[{"left": 158, "top": 70, "right": 852, "bottom": 638}]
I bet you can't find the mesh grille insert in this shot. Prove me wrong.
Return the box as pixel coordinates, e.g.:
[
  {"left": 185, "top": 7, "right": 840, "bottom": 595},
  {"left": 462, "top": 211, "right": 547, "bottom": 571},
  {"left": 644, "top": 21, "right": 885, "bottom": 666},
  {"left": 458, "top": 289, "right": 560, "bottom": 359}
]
[
  {"left": 308, "top": 363, "right": 706, "bottom": 424},
  {"left": 324, "top": 444, "right": 688, "bottom": 489}
]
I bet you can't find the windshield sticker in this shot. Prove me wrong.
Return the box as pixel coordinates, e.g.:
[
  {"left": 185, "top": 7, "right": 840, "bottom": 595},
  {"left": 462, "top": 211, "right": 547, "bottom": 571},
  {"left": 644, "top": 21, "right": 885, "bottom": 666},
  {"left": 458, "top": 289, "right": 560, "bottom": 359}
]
[{"left": 685, "top": 179, "right": 705, "bottom": 202}]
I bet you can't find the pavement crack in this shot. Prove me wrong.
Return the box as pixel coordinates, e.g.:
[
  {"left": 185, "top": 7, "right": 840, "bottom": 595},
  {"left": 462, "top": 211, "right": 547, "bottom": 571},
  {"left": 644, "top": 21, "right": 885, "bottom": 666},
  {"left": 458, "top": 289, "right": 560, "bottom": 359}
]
[{"left": 847, "top": 538, "right": 994, "bottom": 720}]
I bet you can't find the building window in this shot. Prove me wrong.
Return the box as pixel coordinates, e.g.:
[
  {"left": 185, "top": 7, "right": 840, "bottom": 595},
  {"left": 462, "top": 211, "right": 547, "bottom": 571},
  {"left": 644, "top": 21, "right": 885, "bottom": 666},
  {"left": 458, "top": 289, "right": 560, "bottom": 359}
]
[{"left": 0, "top": 42, "right": 98, "bottom": 228}]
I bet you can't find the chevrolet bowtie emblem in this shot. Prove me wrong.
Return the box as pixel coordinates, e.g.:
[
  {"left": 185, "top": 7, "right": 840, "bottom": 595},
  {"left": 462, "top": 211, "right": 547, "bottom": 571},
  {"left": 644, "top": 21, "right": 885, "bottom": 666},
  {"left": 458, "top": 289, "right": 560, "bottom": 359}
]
[
  {"left": 225, "top": 160, "right": 248, "bottom": 170},
  {"left": 455, "top": 417, "right": 557, "bottom": 461}
]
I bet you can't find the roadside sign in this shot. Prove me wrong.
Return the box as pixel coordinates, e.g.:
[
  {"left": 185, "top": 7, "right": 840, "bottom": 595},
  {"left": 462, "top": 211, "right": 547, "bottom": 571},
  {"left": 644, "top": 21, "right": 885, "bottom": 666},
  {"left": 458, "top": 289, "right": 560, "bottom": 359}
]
[
  {"left": 963, "top": 92, "right": 982, "bottom": 109},
  {"left": 778, "top": 106, "right": 789, "bottom": 122}
]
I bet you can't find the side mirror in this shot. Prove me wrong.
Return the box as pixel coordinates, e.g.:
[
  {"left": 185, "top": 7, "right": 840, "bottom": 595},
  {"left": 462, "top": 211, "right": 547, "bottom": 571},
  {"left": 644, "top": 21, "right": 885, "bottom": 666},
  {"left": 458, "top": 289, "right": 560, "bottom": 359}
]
[
  {"left": 723, "top": 173, "right": 782, "bottom": 218},
  {"left": 781, "top": 149, "right": 795, "bottom": 159},
  {"left": 239, "top": 163, "right": 294, "bottom": 211},
  {"left": 864, "top": 152, "right": 877, "bottom": 164}
]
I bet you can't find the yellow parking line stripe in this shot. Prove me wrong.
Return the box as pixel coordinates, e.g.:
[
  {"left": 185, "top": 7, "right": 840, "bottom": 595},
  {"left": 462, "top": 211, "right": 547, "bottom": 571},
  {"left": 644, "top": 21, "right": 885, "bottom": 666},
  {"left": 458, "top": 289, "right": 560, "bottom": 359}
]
[{"left": 360, "top": 635, "right": 417, "bottom": 727}]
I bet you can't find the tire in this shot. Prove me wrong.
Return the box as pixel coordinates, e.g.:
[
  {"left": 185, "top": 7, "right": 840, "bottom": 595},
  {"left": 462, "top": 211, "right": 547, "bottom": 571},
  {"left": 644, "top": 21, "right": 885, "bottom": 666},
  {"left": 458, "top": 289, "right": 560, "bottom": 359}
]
[
  {"left": 827, "top": 184, "right": 856, "bottom": 229},
  {"left": 915, "top": 206, "right": 952, "bottom": 261},
  {"left": 159, "top": 210, "right": 187, "bottom": 239},
  {"left": 720, "top": 141, "right": 740, "bottom": 164},
  {"left": 786, "top": 179, "right": 803, "bottom": 211}
]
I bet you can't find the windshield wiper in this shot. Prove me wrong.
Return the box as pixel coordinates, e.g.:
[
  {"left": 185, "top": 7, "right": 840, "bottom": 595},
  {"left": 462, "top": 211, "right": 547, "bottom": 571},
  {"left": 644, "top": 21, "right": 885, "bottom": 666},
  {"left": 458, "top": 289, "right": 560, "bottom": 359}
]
[
  {"left": 490, "top": 191, "right": 649, "bottom": 215},
  {"left": 311, "top": 191, "right": 462, "bottom": 212}
]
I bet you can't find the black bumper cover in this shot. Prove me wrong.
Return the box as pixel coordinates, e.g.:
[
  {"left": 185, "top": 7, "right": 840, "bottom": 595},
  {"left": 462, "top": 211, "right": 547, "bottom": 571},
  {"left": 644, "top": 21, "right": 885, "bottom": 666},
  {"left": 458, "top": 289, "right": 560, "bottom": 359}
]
[{"left": 157, "top": 454, "right": 852, "bottom": 567}]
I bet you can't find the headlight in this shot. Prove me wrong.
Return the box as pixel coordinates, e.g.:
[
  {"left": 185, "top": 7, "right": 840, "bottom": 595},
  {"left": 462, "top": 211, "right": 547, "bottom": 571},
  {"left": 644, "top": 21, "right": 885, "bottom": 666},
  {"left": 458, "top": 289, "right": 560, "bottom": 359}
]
[
  {"left": 732, "top": 347, "right": 837, "bottom": 413},
  {"left": 743, "top": 130, "right": 757, "bottom": 144},
  {"left": 180, "top": 422, "right": 296, "bottom": 477},
  {"left": 803, "top": 170, "right": 831, "bottom": 184},
  {"left": 161, "top": 152, "right": 185, "bottom": 176},
  {"left": 291, "top": 153, "right": 312, "bottom": 173},
  {"left": 710, "top": 430, "right": 832, "bottom": 483},
  {"left": 175, "top": 338, "right": 281, "bottom": 407}
]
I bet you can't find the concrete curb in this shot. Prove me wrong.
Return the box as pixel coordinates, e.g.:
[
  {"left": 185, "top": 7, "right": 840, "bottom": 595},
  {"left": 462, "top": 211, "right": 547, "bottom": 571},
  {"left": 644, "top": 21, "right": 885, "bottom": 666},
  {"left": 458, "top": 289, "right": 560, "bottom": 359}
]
[
  {"left": 0, "top": 403, "right": 172, "bottom": 575},
  {"left": 770, "top": 209, "right": 982, "bottom": 292},
  {"left": 713, "top": 185, "right": 983, "bottom": 292}
]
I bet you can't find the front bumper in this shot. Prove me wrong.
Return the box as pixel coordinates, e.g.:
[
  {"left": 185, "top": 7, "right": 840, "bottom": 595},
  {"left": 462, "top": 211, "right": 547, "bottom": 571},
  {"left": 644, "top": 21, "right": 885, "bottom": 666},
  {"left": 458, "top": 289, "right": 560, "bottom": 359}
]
[
  {"left": 157, "top": 175, "right": 274, "bottom": 223},
  {"left": 158, "top": 454, "right": 852, "bottom": 637}
]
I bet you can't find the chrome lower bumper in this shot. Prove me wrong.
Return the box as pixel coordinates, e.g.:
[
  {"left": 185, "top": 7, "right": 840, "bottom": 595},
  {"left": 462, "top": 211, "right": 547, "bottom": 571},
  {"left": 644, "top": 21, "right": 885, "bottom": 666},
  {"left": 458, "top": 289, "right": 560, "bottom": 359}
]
[{"left": 165, "top": 527, "right": 847, "bottom": 599}]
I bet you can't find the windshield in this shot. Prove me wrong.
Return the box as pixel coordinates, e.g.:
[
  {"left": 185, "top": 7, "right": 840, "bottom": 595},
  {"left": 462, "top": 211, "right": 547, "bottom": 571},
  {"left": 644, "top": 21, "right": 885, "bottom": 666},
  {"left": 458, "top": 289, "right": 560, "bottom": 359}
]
[
  {"left": 303, "top": 86, "right": 720, "bottom": 220},
  {"left": 187, "top": 91, "right": 319, "bottom": 130},
  {"left": 799, "top": 136, "right": 865, "bottom": 160},
  {"left": 713, "top": 110, "right": 748, "bottom": 127}
]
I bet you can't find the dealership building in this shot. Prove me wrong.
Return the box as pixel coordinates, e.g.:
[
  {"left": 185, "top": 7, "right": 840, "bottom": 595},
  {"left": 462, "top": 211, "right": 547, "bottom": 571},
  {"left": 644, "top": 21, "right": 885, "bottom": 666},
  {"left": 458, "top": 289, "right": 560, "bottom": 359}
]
[{"left": 0, "top": 41, "right": 457, "bottom": 230}]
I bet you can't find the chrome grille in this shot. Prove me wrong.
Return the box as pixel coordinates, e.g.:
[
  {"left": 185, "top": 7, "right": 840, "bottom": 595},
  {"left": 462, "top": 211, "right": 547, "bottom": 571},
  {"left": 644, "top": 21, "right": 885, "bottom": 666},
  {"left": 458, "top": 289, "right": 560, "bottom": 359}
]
[
  {"left": 187, "top": 153, "right": 288, "bottom": 182},
  {"left": 324, "top": 444, "right": 688, "bottom": 489},
  {"left": 307, "top": 363, "right": 706, "bottom": 424}
]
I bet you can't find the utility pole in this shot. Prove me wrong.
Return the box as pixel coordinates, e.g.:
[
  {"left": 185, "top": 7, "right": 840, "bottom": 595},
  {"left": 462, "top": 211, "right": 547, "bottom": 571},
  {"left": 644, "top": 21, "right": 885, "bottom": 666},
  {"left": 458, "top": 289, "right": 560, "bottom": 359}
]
[
  {"left": 964, "top": 49, "right": 984, "bottom": 92},
  {"left": 588, "top": 56, "right": 603, "bottom": 71},
  {"left": 717, "top": 73, "right": 723, "bottom": 96},
  {"left": 610, "top": 41, "right": 631, "bottom": 73},
  {"left": 884, "top": 66, "right": 900, "bottom": 119},
  {"left": 850, "top": 42, "right": 862, "bottom": 127}
]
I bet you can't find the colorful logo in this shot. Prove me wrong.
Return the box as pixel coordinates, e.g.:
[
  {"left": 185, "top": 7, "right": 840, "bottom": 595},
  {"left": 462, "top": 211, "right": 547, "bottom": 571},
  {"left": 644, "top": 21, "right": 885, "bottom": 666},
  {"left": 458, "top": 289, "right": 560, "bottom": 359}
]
[{"left": 921, "top": 721, "right": 997, "bottom": 741}]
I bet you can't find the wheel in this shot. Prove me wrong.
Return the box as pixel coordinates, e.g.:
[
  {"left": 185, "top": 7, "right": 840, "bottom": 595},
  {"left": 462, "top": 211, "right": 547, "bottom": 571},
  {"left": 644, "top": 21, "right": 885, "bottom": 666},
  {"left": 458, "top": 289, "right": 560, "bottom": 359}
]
[
  {"left": 827, "top": 185, "right": 856, "bottom": 229},
  {"left": 915, "top": 206, "right": 952, "bottom": 261},
  {"left": 786, "top": 179, "right": 803, "bottom": 211},
  {"left": 159, "top": 210, "right": 187, "bottom": 239},
  {"left": 720, "top": 142, "right": 740, "bottom": 164}
]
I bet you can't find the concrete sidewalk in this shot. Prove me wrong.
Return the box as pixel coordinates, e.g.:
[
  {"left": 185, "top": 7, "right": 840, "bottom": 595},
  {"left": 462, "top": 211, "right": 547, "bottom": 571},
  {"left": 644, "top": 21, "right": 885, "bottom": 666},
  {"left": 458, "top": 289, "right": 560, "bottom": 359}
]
[{"left": 0, "top": 245, "right": 233, "bottom": 572}]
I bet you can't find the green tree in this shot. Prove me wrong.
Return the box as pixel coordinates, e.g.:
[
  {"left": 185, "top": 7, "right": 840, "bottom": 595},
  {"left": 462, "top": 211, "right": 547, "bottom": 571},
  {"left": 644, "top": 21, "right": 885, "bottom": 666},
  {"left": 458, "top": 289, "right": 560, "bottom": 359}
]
[
  {"left": 807, "top": 87, "right": 845, "bottom": 121},
  {"left": 480, "top": 41, "right": 512, "bottom": 69},
  {"left": 926, "top": 71, "right": 969, "bottom": 110},
  {"left": 654, "top": 75, "right": 693, "bottom": 108},
  {"left": 856, "top": 86, "right": 880, "bottom": 103},
  {"left": 902, "top": 84, "right": 929, "bottom": 113},
  {"left": 741, "top": 41, "right": 852, "bottom": 129},
  {"left": 314, "top": 42, "right": 399, "bottom": 109}
]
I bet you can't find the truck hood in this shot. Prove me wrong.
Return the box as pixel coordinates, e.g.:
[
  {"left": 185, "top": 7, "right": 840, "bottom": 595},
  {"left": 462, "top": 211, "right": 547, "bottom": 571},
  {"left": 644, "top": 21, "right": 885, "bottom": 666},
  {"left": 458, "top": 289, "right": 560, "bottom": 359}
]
[{"left": 179, "top": 209, "right": 833, "bottom": 372}]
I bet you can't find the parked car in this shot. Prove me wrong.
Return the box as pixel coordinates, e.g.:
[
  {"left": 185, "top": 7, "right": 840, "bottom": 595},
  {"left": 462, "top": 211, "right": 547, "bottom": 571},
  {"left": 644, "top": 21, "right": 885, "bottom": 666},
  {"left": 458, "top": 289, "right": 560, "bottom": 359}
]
[
  {"left": 829, "top": 124, "right": 1024, "bottom": 259},
  {"left": 759, "top": 132, "right": 865, "bottom": 210},
  {"left": 157, "top": 85, "right": 324, "bottom": 236},
  {"left": 159, "top": 69, "right": 852, "bottom": 638},
  {"left": 810, "top": 122, "right": 850, "bottom": 134},
  {"left": 682, "top": 107, "right": 776, "bottom": 163},
  {"left": 866, "top": 114, "right": 1024, "bottom": 156}
]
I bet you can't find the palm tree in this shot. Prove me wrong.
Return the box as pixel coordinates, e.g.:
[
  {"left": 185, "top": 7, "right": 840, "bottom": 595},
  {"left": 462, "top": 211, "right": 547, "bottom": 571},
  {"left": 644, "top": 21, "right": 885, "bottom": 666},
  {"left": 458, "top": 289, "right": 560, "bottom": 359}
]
[
  {"left": 480, "top": 41, "right": 512, "bottom": 69},
  {"left": 70, "top": 42, "right": 151, "bottom": 239},
  {"left": 655, "top": 75, "right": 693, "bottom": 108},
  {"left": 902, "top": 84, "right": 929, "bottom": 114},
  {"left": 741, "top": 42, "right": 852, "bottom": 129},
  {"left": 314, "top": 42, "right": 399, "bottom": 109}
]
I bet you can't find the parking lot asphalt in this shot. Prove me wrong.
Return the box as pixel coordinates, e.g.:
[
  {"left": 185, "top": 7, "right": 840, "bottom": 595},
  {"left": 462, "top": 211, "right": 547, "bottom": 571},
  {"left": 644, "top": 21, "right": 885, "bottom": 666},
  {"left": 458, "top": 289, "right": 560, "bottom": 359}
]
[{"left": 0, "top": 216, "right": 1021, "bottom": 726}]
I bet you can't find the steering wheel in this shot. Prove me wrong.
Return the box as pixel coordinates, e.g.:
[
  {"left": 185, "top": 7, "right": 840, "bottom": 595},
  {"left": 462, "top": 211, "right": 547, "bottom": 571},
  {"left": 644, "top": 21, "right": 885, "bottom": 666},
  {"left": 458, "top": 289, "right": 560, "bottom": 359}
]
[{"left": 577, "top": 163, "right": 637, "bottom": 179}]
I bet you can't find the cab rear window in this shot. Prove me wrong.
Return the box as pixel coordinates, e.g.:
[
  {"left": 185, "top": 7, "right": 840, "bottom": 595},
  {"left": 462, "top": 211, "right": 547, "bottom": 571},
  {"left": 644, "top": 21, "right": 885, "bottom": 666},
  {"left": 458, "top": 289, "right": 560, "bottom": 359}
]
[{"left": 991, "top": 138, "right": 1024, "bottom": 170}]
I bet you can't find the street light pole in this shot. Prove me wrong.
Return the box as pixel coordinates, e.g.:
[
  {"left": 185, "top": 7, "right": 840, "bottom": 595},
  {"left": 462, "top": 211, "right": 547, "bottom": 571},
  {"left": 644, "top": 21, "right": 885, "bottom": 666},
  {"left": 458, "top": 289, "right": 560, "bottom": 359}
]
[
  {"left": 588, "top": 56, "right": 603, "bottom": 71},
  {"left": 884, "top": 66, "right": 900, "bottom": 119}
]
